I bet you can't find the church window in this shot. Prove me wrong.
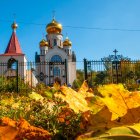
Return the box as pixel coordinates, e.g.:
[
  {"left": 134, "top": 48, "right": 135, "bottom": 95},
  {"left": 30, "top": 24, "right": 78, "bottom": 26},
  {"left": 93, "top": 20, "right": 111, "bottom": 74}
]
[
  {"left": 50, "top": 67, "right": 53, "bottom": 76},
  {"left": 7, "top": 58, "right": 17, "bottom": 69},
  {"left": 54, "top": 39, "right": 57, "bottom": 46},
  {"left": 51, "top": 55, "right": 62, "bottom": 62},
  {"left": 54, "top": 67, "right": 60, "bottom": 76},
  {"left": 48, "top": 40, "right": 50, "bottom": 47}
]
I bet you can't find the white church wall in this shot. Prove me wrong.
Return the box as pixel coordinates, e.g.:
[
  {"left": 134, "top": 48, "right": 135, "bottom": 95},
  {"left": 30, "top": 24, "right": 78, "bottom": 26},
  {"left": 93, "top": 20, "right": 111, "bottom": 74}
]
[
  {"left": 45, "top": 47, "right": 68, "bottom": 61},
  {"left": 0, "top": 55, "right": 27, "bottom": 79},
  {"left": 47, "top": 34, "right": 63, "bottom": 48},
  {"left": 67, "top": 61, "right": 76, "bottom": 86}
]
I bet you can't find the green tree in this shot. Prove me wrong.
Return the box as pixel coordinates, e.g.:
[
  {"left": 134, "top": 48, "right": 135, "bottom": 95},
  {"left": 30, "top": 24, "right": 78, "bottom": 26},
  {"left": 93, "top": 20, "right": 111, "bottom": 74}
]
[{"left": 72, "top": 69, "right": 84, "bottom": 89}]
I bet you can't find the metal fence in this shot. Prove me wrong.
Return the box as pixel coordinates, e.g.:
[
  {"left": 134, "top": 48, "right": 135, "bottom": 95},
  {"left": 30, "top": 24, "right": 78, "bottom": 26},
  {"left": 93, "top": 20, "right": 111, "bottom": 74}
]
[
  {"left": 84, "top": 59, "right": 140, "bottom": 86},
  {"left": 0, "top": 61, "right": 67, "bottom": 93},
  {"left": 1, "top": 59, "right": 140, "bottom": 93}
]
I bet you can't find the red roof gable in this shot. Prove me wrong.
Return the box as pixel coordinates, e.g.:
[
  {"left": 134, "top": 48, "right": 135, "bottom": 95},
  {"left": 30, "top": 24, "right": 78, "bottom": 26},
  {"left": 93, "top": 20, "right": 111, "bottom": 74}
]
[{"left": 4, "top": 32, "right": 23, "bottom": 54}]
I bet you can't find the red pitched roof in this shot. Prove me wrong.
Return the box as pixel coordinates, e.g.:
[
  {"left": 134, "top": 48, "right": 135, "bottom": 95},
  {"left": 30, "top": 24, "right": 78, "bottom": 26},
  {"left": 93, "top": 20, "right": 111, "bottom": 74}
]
[{"left": 4, "top": 31, "right": 23, "bottom": 54}]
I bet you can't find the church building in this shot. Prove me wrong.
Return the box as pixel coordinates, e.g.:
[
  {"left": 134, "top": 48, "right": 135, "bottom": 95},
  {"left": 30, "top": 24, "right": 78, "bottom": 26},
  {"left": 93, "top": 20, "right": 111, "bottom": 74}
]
[
  {"left": 0, "top": 17, "right": 76, "bottom": 86},
  {"left": 35, "top": 18, "right": 76, "bottom": 86},
  {"left": 0, "top": 22, "right": 27, "bottom": 79}
]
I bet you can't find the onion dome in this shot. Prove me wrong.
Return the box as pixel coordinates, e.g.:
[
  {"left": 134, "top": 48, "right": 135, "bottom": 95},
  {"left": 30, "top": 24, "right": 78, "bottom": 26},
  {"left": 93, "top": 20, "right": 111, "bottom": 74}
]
[
  {"left": 63, "top": 37, "right": 72, "bottom": 47},
  {"left": 11, "top": 22, "right": 18, "bottom": 31},
  {"left": 39, "top": 39, "right": 48, "bottom": 47},
  {"left": 46, "top": 19, "right": 62, "bottom": 34}
]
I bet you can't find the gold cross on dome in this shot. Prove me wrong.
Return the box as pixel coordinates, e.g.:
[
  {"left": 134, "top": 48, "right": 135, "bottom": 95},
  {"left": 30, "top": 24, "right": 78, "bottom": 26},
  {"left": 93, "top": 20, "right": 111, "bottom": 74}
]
[{"left": 52, "top": 10, "right": 56, "bottom": 20}]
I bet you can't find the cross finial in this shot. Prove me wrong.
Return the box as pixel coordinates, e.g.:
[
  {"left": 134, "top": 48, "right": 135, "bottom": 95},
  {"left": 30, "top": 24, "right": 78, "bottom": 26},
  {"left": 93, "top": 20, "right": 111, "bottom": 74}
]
[
  {"left": 52, "top": 10, "right": 55, "bottom": 20},
  {"left": 11, "top": 13, "right": 18, "bottom": 32},
  {"left": 113, "top": 49, "right": 118, "bottom": 56}
]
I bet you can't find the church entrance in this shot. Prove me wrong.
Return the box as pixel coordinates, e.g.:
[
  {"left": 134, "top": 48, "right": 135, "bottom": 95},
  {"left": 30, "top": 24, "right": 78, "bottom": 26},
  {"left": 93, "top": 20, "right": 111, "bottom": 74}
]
[
  {"left": 48, "top": 57, "right": 67, "bottom": 85},
  {"left": 5, "top": 58, "right": 18, "bottom": 78}
]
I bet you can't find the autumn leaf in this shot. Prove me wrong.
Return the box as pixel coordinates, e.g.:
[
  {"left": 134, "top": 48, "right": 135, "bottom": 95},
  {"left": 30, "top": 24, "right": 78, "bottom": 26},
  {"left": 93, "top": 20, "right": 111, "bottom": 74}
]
[
  {"left": 16, "top": 118, "right": 51, "bottom": 139},
  {"left": 1, "top": 117, "right": 16, "bottom": 127},
  {"left": 97, "top": 84, "right": 140, "bottom": 120},
  {"left": 53, "top": 82, "right": 61, "bottom": 91},
  {"left": 78, "top": 80, "right": 94, "bottom": 98},
  {"left": 81, "top": 106, "right": 113, "bottom": 132},
  {"left": 125, "top": 91, "right": 140, "bottom": 109},
  {"left": 0, "top": 126, "right": 18, "bottom": 140},
  {"left": 118, "top": 106, "right": 140, "bottom": 124},
  {"left": 55, "top": 86, "right": 91, "bottom": 113},
  {"left": 54, "top": 82, "right": 104, "bottom": 114},
  {"left": 77, "top": 123, "right": 140, "bottom": 140},
  {"left": 29, "top": 92, "right": 44, "bottom": 101},
  {"left": 0, "top": 117, "right": 51, "bottom": 140},
  {"left": 78, "top": 81, "right": 89, "bottom": 93}
]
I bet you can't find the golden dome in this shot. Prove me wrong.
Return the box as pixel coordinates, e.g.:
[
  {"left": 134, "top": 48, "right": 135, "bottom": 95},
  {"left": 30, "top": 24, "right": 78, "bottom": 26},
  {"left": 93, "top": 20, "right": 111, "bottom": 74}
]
[
  {"left": 11, "top": 22, "right": 18, "bottom": 30},
  {"left": 39, "top": 39, "right": 48, "bottom": 47},
  {"left": 63, "top": 37, "right": 72, "bottom": 47},
  {"left": 46, "top": 19, "right": 62, "bottom": 34}
]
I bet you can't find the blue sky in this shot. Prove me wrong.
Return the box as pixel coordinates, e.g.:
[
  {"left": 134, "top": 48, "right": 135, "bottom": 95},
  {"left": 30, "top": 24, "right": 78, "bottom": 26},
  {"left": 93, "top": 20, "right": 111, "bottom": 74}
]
[{"left": 0, "top": 0, "right": 140, "bottom": 68}]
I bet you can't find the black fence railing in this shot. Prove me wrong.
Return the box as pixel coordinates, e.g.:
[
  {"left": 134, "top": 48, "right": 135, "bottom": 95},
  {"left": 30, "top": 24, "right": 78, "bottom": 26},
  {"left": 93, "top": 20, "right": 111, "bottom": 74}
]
[
  {"left": 84, "top": 59, "right": 140, "bottom": 86},
  {"left": 0, "top": 61, "right": 67, "bottom": 93},
  {"left": 1, "top": 59, "right": 140, "bottom": 93}
]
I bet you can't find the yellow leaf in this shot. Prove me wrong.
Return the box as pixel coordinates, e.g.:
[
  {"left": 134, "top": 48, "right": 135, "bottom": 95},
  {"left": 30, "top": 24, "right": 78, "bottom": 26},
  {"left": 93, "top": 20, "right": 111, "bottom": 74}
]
[
  {"left": 55, "top": 86, "right": 91, "bottom": 113},
  {"left": 78, "top": 81, "right": 94, "bottom": 98},
  {"left": 97, "top": 84, "right": 140, "bottom": 120},
  {"left": 29, "top": 92, "right": 44, "bottom": 101},
  {"left": 53, "top": 82, "right": 61, "bottom": 91},
  {"left": 78, "top": 81, "right": 89, "bottom": 93},
  {"left": 55, "top": 83, "right": 104, "bottom": 114}
]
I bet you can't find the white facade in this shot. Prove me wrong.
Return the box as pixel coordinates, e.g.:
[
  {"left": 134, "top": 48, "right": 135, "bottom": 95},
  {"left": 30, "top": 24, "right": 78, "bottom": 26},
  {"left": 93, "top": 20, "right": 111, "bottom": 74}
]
[
  {"left": 36, "top": 19, "right": 76, "bottom": 86},
  {"left": 0, "top": 22, "right": 38, "bottom": 87},
  {"left": 0, "top": 55, "right": 27, "bottom": 79}
]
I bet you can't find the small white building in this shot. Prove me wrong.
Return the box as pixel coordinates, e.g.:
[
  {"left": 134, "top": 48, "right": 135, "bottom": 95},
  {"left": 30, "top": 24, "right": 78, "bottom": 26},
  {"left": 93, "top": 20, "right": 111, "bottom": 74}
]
[
  {"left": 0, "top": 22, "right": 38, "bottom": 87},
  {"left": 0, "top": 22, "right": 27, "bottom": 79},
  {"left": 35, "top": 18, "right": 76, "bottom": 85}
]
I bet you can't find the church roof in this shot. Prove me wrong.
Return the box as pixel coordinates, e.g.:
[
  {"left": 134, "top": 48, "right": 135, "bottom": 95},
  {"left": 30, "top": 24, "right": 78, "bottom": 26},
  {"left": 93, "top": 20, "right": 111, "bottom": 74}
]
[{"left": 4, "top": 31, "right": 23, "bottom": 55}]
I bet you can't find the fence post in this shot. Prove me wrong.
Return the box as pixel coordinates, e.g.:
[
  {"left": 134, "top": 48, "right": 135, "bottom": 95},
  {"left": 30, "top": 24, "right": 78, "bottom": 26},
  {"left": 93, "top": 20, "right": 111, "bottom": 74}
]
[
  {"left": 84, "top": 58, "right": 88, "bottom": 80},
  {"left": 16, "top": 60, "right": 18, "bottom": 93},
  {"left": 30, "top": 62, "right": 33, "bottom": 90},
  {"left": 65, "top": 59, "right": 67, "bottom": 85},
  {"left": 115, "top": 61, "right": 118, "bottom": 84}
]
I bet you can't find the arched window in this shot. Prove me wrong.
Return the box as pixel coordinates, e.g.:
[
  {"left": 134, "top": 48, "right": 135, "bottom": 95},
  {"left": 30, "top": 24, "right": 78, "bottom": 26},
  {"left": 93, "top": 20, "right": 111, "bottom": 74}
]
[
  {"left": 54, "top": 39, "right": 57, "bottom": 46},
  {"left": 51, "top": 55, "right": 62, "bottom": 62},
  {"left": 48, "top": 40, "right": 50, "bottom": 47},
  {"left": 8, "top": 58, "right": 17, "bottom": 69},
  {"left": 53, "top": 67, "right": 60, "bottom": 76}
]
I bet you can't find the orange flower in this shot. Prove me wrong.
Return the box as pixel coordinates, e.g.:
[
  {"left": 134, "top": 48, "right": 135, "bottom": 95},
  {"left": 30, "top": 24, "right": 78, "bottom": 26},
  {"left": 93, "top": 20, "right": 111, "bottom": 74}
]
[{"left": 57, "top": 117, "right": 65, "bottom": 123}]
